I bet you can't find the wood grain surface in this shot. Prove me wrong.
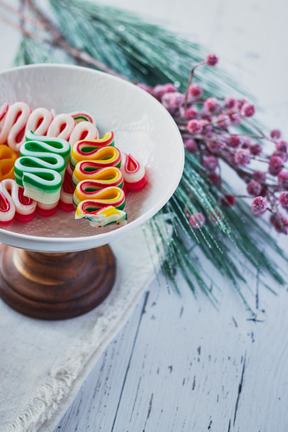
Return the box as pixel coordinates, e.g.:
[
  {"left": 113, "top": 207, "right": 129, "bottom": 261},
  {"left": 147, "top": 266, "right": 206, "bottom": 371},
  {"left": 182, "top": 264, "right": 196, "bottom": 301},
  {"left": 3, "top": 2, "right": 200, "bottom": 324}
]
[
  {"left": 0, "top": 0, "right": 288, "bottom": 430},
  {"left": 54, "top": 269, "right": 288, "bottom": 431}
]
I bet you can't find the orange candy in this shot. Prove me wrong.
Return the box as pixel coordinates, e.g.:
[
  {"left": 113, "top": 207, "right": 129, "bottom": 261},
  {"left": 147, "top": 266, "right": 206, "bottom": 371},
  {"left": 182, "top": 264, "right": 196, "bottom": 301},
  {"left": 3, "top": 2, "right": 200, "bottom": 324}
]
[{"left": 0, "top": 145, "right": 18, "bottom": 180}]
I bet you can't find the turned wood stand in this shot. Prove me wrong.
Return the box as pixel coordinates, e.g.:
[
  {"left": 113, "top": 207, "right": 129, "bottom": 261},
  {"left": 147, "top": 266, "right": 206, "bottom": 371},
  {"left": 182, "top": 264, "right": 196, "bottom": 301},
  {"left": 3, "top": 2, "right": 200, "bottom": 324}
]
[{"left": 0, "top": 244, "right": 116, "bottom": 320}]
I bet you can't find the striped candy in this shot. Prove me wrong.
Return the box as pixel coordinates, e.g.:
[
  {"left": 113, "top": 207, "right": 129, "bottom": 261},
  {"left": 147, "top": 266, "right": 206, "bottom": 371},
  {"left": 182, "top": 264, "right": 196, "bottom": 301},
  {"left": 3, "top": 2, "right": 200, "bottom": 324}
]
[
  {"left": 25, "top": 107, "right": 53, "bottom": 136},
  {"left": 75, "top": 203, "right": 127, "bottom": 227},
  {"left": 73, "top": 184, "right": 125, "bottom": 210},
  {"left": 71, "top": 145, "right": 121, "bottom": 172},
  {"left": 70, "top": 131, "right": 115, "bottom": 167},
  {"left": 14, "top": 154, "right": 65, "bottom": 205},
  {"left": 0, "top": 102, "right": 31, "bottom": 152},
  {"left": 59, "top": 168, "right": 76, "bottom": 212},
  {"left": 47, "top": 113, "right": 76, "bottom": 141},
  {"left": 25, "top": 130, "right": 71, "bottom": 164},
  {"left": 69, "top": 121, "right": 99, "bottom": 146},
  {"left": 0, "top": 179, "right": 37, "bottom": 226},
  {"left": 70, "top": 112, "right": 94, "bottom": 123},
  {"left": 68, "top": 111, "right": 99, "bottom": 145},
  {"left": 120, "top": 152, "right": 147, "bottom": 192},
  {"left": 0, "top": 102, "right": 101, "bottom": 152},
  {"left": 72, "top": 164, "right": 123, "bottom": 188}
]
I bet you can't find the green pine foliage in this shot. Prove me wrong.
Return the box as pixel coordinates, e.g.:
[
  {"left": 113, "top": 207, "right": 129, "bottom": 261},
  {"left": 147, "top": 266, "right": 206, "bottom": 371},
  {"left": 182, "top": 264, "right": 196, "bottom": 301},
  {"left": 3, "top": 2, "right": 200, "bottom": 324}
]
[{"left": 12, "top": 0, "right": 287, "bottom": 306}]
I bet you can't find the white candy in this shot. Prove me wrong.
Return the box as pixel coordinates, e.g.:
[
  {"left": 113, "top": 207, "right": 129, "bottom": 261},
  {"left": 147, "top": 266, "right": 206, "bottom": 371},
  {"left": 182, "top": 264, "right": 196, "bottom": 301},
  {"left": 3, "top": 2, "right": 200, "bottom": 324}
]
[
  {"left": 47, "top": 113, "right": 76, "bottom": 140},
  {"left": 0, "top": 180, "right": 15, "bottom": 223},
  {"left": 25, "top": 107, "right": 53, "bottom": 136},
  {"left": 0, "top": 102, "right": 31, "bottom": 152},
  {"left": 69, "top": 121, "right": 99, "bottom": 145},
  {"left": 120, "top": 152, "right": 146, "bottom": 183},
  {"left": 4, "top": 179, "right": 37, "bottom": 216}
]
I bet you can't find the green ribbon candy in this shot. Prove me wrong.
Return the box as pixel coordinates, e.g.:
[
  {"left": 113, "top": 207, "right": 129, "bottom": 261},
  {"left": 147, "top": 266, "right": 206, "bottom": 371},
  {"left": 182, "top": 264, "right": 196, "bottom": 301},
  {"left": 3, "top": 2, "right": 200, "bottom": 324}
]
[
  {"left": 25, "top": 130, "right": 71, "bottom": 163},
  {"left": 14, "top": 132, "right": 71, "bottom": 204}
]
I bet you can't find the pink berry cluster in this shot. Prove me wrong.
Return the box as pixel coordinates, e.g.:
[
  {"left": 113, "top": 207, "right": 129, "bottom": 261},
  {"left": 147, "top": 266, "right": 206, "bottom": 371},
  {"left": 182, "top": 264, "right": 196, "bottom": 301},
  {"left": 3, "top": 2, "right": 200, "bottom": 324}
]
[{"left": 137, "top": 54, "right": 288, "bottom": 234}]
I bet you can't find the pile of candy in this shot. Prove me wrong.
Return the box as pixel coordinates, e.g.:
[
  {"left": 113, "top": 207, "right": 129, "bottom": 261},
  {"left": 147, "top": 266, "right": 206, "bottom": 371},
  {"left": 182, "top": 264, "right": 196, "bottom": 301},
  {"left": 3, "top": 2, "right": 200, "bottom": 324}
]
[{"left": 0, "top": 102, "right": 148, "bottom": 228}]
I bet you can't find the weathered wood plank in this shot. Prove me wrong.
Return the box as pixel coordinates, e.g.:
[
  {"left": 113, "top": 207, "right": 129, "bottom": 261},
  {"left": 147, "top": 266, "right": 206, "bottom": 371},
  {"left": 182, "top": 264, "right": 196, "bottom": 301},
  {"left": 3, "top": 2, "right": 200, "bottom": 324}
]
[
  {"left": 110, "top": 274, "right": 250, "bottom": 431},
  {"left": 111, "top": 273, "right": 288, "bottom": 431},
  {"left": 53, "top": 265, "right": 288, "bottom": 432},
  {"left": 54, "top": 292, "right": 149, "bottom": 431}
]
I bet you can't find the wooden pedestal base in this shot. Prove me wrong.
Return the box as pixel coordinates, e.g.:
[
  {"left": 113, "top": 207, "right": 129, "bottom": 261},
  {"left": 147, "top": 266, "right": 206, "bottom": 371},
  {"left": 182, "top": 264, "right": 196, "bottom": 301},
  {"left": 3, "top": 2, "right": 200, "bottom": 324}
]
[{"left": 0, "top": 244, "right": 116, "bottom": 320}]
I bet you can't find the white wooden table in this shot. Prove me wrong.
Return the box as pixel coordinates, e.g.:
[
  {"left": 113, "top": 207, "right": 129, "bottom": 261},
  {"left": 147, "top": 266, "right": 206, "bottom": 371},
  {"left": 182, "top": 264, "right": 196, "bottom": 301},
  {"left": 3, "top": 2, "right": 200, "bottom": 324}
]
[{"left": 1, "top": 0, "right": 288, "bottom": 430}]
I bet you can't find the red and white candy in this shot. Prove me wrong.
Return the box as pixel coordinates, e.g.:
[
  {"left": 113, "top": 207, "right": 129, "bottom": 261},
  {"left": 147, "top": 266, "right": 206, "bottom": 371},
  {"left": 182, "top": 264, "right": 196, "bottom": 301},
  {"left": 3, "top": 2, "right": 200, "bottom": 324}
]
[
  {"left": 0, "top": 179, "right": 37, "bottom": 226},
  {"left": 0, "top": 102, "right": 31, "bottom": 152},
  {"left": 59, "top": 168, "right": 76, "bottom": 212},
  {"left": 25, "top": 107, "right": 53, "bottom": 136},
  {"left": 69, "top": 121, "right": 99, "bottom": 145},
  {"left": 47, "top": 113, "right": 76, "bottom": 141},
  {"left": 120, "top": 152, "right": 147, "bottom": 191}
]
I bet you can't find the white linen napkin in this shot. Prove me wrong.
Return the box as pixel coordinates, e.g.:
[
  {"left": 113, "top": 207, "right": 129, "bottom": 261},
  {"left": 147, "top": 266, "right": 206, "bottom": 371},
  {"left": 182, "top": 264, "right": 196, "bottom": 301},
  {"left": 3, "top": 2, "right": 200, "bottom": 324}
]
[{"left": 0, "top": 224, "right": 160, "bottom": 432}]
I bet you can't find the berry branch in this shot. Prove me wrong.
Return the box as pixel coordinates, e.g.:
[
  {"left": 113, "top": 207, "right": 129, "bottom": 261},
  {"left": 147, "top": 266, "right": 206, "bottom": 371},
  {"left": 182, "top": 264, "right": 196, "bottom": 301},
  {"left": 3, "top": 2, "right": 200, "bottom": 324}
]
[{"left": 138, "top": 56, "right": 288, "bottom": 234}]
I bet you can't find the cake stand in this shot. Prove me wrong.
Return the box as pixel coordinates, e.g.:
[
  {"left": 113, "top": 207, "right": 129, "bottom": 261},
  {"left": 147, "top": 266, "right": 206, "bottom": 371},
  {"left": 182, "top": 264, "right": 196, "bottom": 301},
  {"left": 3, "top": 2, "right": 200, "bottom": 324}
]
[{"left": 0, "top": 64, "right": 184, "bottom": 320}]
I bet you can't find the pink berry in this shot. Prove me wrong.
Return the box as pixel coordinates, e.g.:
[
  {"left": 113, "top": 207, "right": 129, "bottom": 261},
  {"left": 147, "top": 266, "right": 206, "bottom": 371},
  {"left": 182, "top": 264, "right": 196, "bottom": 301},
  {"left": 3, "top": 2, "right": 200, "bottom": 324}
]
[
  {"left": 247, "top": 180, "right": 262, "bottom": 196},
  {"left": 219, "top": 194, "right": 236, "bottom": 207},
  {"left": 249, "top": 142, "right": 262, "bottom": 156},
  {"left": 202, "top": 114, "right": 213, "bottom": 122},
  {"left": 226, "top": 195, "right": 236, "bottom": 206},
  {"left": 279, "top": 191, "right": 288, "bottom": 208},
  {"left": 207, "top": 139, "right": 225, "bottom": 153},
  {"left": 136, "top": 83, "right": 153, "bottom": 94},
  {"left": 203, "top": 156, "right": 218, "bottom": 172},
  {"left": 253, "top": 170, "right": 266, "bottom": 183},
  {"left": 185, "top": 107, "right": 198, "bottom": 120},
  {"left": 228, "top": 135, "right": 241, "bottom": 148},
  {"left": 188, "top": 83, "right": 203, "bottom": 98},
  {"left": 224, "top": 97, "right": 237, "bottom": 110},
  {"left": 241, "top": 102, "right": 255, "bottom": 117},
  {"left": 275, "top": 140, "right": 288, "bottom": 153},
  {"left": 237, "top": 99, "right": 247, "bottom": 110},
  {"left": 229, "top": 112, "right": 242, "bottom": 126},
  {"left": 268, "top": 156, "right": 284, "bottom": 176},
  {"left": 161, "top": 91, "right": 185, "bottom": 113},
  {"left": 240, "top": 142, "right": 250, "bottom": 150},
  {"left": 184, "top": 137, "right": 198, "bottom": 154},
  {"left": 235, "top": 149, "right": 250, "bottom": 165},
  {"left": 198, "top": 119, "right": 213, "bottom": 135},
  {"left": 270, "top": 129, "right": 281, "bottom": 140},
  {"left": 242, "top": 137, "right": 251, "bottom": 146},
  {"left": 272, "top": 150, "right": 288, "bottom": 163},
  {"left": 216, "top": 114, "right": 230, "bottom": 129},
  {"left": 187, "top": 119, "right": 203, "bottom": 134},
  {"left": 278, "top": 171, "right": 288, "bottom": 189},
  {"left": 189, "top": 212, "right": 205, "bottom": 228},
  {"left": 152, "top": 83, "right": 177, "bottom": 100},
  {"left": 208, "top": 173, "right": 221, "bottom": 187},
  {"left": 206, "top": 54, "right": 219, "bottom": 66},
  {"left": 225, "top": 153, "right": 237, "bottom": 166},
  {"left": 270, "top": 213, "right": 288, "bottom": 234},
  {"left": 204, "top": 97, "right": 221, "bottom": 113},
  {"left": 251, "top": 196, "right": 267, "bottom": 216}
]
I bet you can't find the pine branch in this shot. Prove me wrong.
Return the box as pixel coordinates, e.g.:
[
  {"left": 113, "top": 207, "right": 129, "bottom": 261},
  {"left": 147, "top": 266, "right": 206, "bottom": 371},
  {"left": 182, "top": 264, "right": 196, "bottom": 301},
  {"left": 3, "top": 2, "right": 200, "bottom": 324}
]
[{"left": 4, "top": 0, "right": 287, "bottom": 307}]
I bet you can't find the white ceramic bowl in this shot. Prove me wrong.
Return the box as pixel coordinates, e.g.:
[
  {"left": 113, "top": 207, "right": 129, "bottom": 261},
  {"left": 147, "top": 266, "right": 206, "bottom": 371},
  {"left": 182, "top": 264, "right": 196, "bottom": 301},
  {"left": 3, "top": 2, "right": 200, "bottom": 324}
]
[{"left": 0, "top": 64, "right": 184, "bottom": 252}]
